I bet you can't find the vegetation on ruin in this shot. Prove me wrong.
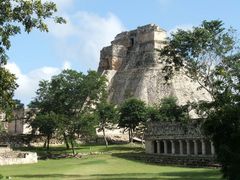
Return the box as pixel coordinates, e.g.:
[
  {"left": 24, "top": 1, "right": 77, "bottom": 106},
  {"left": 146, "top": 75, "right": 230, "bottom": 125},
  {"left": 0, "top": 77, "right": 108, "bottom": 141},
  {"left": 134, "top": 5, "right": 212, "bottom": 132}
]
[
  {"left": 162, "top": 20, "right": 240, "bottom": 180},
  {"left": 0, "top": 144, "right": 221, "bottom": 180}
]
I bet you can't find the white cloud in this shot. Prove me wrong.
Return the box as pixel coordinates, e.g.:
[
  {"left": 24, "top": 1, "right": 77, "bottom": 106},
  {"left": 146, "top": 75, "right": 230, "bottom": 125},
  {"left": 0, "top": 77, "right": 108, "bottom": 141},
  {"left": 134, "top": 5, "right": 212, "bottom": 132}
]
[
  {"left": 47, "top": 15, "right": 77, "bottom": 38},
  {"left": 63, "top": 61, "right": 71, "bottom": 69},
  {"left": 5, "top": 62, "right": 69, "bottom": 106},
  {"left": 48, "top": 11, "right": 125, "bottom": 72}
]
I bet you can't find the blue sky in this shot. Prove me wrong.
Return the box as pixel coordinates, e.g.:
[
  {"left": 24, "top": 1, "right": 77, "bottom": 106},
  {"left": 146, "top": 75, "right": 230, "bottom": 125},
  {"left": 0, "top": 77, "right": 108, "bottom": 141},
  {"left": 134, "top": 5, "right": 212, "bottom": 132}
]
[{"left": 5, "top": 0, "right": 240, "bottom": 105}]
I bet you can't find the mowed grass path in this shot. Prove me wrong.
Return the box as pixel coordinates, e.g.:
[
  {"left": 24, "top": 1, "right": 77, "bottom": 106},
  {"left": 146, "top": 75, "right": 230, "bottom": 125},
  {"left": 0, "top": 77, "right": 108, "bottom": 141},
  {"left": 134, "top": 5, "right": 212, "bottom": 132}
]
[{"left": 0, "top": 144, "right": 222, "bottom": 180}]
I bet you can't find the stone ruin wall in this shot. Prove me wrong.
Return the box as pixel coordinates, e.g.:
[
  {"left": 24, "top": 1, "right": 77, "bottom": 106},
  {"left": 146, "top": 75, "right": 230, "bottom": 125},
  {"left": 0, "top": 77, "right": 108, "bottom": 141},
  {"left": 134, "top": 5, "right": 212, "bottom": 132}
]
[
  {"left": 144, "top": 122, "right": 217, "bottom": 166},
  {"left": 0, "top": 145, "right": 37, "bottom": 166},
  {"left": 98, "top": 24, "right": 211, "bottom": 106}
]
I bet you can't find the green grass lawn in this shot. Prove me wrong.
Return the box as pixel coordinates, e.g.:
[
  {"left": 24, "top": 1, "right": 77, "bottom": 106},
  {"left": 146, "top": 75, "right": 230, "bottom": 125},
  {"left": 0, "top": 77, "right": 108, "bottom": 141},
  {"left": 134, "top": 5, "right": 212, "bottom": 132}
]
[{"left": 0, "top": 144, "right": 222, "bottom": 180}]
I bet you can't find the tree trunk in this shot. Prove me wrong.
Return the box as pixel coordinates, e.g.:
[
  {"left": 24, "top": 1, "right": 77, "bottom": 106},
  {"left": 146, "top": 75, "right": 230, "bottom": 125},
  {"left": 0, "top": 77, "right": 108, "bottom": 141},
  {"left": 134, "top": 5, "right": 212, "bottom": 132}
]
[
  {"left": 47, "top": 134, "right": 50, "bottom": 150},
  {"left": 70, "top": 139, "right": 75, "bottom": 155},
  {"left": 129, "top": 128, "right": 133, "bottom": 143},
  {"left": 130, "top": 128, "right": 133, "bottom": 143},
  {"left": 43, "top": 140, "right": 47, "bottom": 148},
  {"left": 102, "top": 125, "right": 108, "bottom": 148},
  {"left": 141, "top": 131, "right": 145, "bottom": 147},
  {"left": 128, "top": 129, "right": 131, "bottom": 143},
  {"left": 63, "top": 132, "right": 70, "bottom": 149}
]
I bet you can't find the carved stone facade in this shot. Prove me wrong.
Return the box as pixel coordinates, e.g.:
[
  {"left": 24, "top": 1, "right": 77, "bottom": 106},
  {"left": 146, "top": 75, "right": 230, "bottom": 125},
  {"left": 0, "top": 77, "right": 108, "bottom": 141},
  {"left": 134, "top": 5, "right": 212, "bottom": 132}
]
[{"left": 145, "top": 122, "right": 216, "bottom": 166}]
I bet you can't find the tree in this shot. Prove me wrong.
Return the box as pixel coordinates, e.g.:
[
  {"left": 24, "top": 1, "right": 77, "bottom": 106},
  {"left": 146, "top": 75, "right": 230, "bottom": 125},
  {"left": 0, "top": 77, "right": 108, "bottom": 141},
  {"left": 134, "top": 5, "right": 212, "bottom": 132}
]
[
  {"left": 0, "top": 0, "right": 65, "bottom": 122},
  {"left": 147, "top": 96, "right": 189, "bottom": 122},
  {"left": 119, "top": 98, "right": 147, "bottom": 143},
  {"left": 31, "top": 113, "right": 58, "bottom": 150},
  {"left": 0, "top": 68, "right": 18, "bottom": 118},
  {"left": 202, "top": 53, "right": 240, "bottom": 180},
  {"left": 67, "top": 112, "right": 97, "bottom": 155},
  {"left": 160, "top": 20, "right": 237, "bottom": 96},
  {"left": 96, "top": 101, "right": 119, "bottom": 147},
  {"left": 161, "top": 20, "right": 240, "bottom": 180},
  {"left": 30, "top": 69, "right": 107, "bottom": 153}
]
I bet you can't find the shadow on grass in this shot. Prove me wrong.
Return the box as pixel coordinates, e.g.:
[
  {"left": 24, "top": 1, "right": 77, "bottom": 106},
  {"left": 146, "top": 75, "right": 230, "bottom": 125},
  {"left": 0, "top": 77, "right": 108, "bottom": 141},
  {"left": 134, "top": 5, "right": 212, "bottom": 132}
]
[
  {"left": 13, "top": 144, "right": 144, "bottom": 159},
  {"left": 96, "top": 145, "right": 144, "bottom": 153},
  {"left": 111, "top": 152, "right": 152, "bottom": 164},
  {"left": 13, "top": 171, "right": 221, "bottom": 180}
]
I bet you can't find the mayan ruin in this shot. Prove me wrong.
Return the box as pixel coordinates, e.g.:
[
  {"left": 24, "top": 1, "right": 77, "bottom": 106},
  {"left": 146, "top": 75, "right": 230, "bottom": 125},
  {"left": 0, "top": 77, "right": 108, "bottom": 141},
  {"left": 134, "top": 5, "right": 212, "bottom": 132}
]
[{"left": 0, "top": 0, "right": 239, "bottom": 179}]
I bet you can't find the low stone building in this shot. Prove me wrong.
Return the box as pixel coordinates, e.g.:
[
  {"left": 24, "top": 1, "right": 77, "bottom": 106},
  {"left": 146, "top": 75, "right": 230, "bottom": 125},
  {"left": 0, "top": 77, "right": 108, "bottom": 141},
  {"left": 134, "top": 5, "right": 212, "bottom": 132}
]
[
  {"left": 0, "top": 108, "right": 31, "bottom": 135},
  {"left": 144, "top": 122, "right": 216, "bottom": 166}
]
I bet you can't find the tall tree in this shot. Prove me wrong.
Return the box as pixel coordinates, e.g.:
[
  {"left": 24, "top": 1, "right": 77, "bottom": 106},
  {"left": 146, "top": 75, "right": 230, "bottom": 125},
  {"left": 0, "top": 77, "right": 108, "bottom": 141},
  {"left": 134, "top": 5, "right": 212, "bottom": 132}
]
[
  {"left": 119, "top": 98, "right": 147, "bottom": 143},
  {"left": 30, "top": 70, "right": 107, "bottom": 153},
  {"left": 0, "top": 69, "right": 18, "bottom": 118},
  {"left": 96, "top": 101, "right": 119, "bottom": 147},
  {"left": 0, "top": 0, "right": 65, "bottom": 120},
  {"left": 161, "top": 20, "right": 237, "bottom": 97},
  {"left": 31, "top": 113, "right": 58, "bottom": 150},
  {"left": 161, "top": 20, "right": 240, "bottom": 180}
]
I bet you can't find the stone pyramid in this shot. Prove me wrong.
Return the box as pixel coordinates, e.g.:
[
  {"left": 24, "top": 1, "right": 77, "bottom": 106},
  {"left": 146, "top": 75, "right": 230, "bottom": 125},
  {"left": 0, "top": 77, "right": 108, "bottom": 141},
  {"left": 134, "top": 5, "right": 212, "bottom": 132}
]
[{"left": 98, "top": 24, "right": 211, "bottom": 106}]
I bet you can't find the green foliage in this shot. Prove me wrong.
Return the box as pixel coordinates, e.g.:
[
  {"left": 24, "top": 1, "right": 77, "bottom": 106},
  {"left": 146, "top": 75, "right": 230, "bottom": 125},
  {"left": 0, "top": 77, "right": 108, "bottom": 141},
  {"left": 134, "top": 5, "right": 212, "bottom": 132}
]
[
  {"left": 30, "top": 69, "right": 107, "bottom": 153},
  {"left": 146, "top": 106, "right": 161, "bottom": 122},
  {"left": 147, "top": 96, "right": 190, "bottom": 122},
  {"left": 96, "top": 101, "right": 119, "bottom": 126},
  {"left": 161, "top": 20, "right": 237, "bottom": 97},
  {"left": 31, "top": 113, "right": 58, "bottom": 136},
  {"left": 119, "top": 98, "right": 147, "bottom": 142},
  {"left": 0, "top": 67, "right": 18, "bottom": 117},
  {"left": 204, "top": 104, "right": 240, "bottom": 180},
  {"left": 202, "top": 53, "right": 240, "bottom": 180},
  {"left": 162, "top": 20, "right": 240, "bottom": 179},
  {"left": 119, "top": 98, "right": 147, "bottom": 129},
  {"left": 96, "top": 101, "right": 119, "bottom": 147},
  {"left": 159, "top": 96, "right": 189, "bottom": 122},
  {"left": 77, "top": 112, "right": 97, "bottom": 138},
  {"left": 31, "top": 112, "right": 58, "bottom": 149}
]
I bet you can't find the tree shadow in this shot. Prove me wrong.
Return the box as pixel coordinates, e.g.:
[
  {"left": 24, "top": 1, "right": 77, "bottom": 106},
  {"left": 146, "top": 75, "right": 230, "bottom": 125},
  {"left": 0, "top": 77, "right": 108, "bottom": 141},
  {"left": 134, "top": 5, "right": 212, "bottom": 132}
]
[
  {"left": 97, "top": 145, "right": 144, "bottom": 153},
  {"left": 111, "top": 152, "right": 156, "bottom": 164},
  {"left": 13, "top": 171, "right": 221, "bottom": 180}
]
